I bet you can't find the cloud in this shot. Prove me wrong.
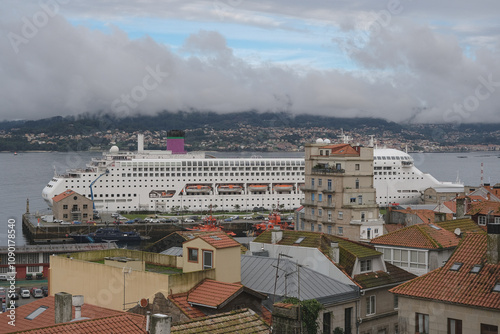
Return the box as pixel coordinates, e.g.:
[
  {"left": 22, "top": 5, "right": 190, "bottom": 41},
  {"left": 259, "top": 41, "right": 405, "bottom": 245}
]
[{"left": 1, "top": 1, "right": 500, "bottom": 124}]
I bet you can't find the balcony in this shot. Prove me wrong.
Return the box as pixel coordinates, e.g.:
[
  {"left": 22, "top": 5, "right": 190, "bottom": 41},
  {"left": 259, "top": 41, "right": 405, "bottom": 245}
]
[
  {"left": 321, "top": 202, "right": 336, "bottom": 209},
  {"left": 321, "top": 187, "right": 335, "bottom": 194},
  {"left": 311, "top": 167, "right": 345, "bottom": 175}
]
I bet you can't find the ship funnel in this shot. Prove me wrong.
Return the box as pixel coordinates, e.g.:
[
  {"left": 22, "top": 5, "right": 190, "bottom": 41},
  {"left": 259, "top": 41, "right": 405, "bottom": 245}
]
[{"left": 167, "top": 130, "right": 186, "bottom": 154}]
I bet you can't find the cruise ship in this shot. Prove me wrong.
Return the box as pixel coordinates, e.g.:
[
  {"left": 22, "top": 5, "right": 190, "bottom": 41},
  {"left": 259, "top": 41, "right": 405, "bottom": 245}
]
[
  {"left": 42, "top": 131, "right": 305, "bottom": 213},
  {"left": 42, "top": 131, "right": 463, "bottom": 213}
]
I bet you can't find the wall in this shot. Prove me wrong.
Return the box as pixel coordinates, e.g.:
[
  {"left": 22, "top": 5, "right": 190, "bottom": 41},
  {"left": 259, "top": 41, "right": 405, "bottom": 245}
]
[
  {"left": 70, "top": 248, "right": 179, "bottom": 268},
  {"left": 214, "top": 246, "right": 241, "bottom": 283},
  {"left": 397, "top": 296, "right": 500, "bottom": 334},
  {"left": 182, "top": 238, "right": 215, "bottom": 274},
  {"left": 49, "top": 256, "right": 215, "bottom": 311}
]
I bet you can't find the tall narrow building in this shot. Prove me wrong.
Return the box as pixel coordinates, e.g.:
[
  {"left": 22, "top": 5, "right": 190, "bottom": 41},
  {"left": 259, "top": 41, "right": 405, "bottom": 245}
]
[{"left": 300, "top": 139, "right": 384, "bottom": 241}]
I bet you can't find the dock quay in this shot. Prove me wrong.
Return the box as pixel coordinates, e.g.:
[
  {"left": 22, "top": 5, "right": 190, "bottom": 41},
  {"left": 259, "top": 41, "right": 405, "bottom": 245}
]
[{"left": 22, "top": 214, "right": 254, "bottom": 245}]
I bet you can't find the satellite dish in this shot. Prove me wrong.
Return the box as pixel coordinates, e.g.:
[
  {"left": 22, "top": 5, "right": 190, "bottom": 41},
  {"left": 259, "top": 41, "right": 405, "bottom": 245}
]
[
  {"left": 140, "top": 298, "right": 149, "bottom": 308},
  {"left": 454, "top": 228, "right": 461, "bottom": 236}
]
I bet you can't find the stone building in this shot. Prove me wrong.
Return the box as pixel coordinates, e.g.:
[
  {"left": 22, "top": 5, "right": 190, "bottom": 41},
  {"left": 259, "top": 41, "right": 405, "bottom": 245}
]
[
  {"left": 52, "top": 189, "right": 93, "bottom": 222},
  {"left": 300, "top": 140, "right": 384, "bottom": 241}
]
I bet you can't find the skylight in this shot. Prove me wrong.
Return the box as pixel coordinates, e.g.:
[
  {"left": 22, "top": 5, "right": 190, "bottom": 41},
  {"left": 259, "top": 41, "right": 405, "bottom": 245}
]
[
  {"left": 470, "top": 264, "right": 482, "bottom": 274},
  {"left": 25, "top": 306, "right": 49, "bottom": 320},
  {"left": 493, "top": 282, "right": 500, "bottom": 293},
  {"left": 429, "top": 224, "right": 441, "bottom": 230},
  {"left": 450, "top": 262, "right": 463, "bottom": 271},
  {"left": 210, "top": 235, "right": 222, "bottom": 241},
  {"left": 295, "top": 237, "right": 305, "bottom": 244}
]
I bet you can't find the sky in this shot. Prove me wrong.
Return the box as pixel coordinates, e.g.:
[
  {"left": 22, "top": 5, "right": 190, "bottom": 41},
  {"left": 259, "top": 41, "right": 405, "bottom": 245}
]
[{"left": 1, "top": 0, "right": 500, "bottom": 124}]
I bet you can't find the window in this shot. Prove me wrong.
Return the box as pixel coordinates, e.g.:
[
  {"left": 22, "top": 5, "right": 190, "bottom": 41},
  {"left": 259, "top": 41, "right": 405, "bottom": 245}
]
[
  {"left": 327, "top": 179, "right": 332, "bottom": 190},
  {"left": 481, "top": 324, "right": 498, "bottom": 334},
  {"left": 323, "top": 312, "right": 331, "bottom": 334},
  {"left": 350, "top": 197, "right": 356, "bottom": 203},
  {"left": 203, "top": 250, "right": 213, "bottom": 269},
  {"left": 327, "top": 225, "right": 332, "bottom": 234},
  {"left": 311, "top": 208, "right": 315, "bottom": 216},
  {"left": 311, "top": 193, "right": 315, "bottom": 202},
  {"left": 328, "top": 210, "right": 332, "bottom": 222},
  {"left": 448, "top": 318, "right": 462, "bottom": 334},
  {"left": 63, "top": 205, "right": 68, "bottom": 210},
  {"left": 318, "top": 224, "right": 322, "bottom": 232},
  {"left": 479, "top": 216, "right": 487, "bottom": 226},
  {"left": 83, "top": 204, "right": 88, "bottom": 209},
  {"left": 318, "top": 178, "right": 322, "bottom": 186},
  {"left": 188, "top": 248, "right": 198, "bottom": 262},
  {"left": 450, "top": 262, "right": 463, "bottom": 271},
  {"left": 394, "top": 295, "right": 398, "bottom": 309},
  {"left": 361, "top": 259, "right": 372, "bottom": 272},
  {"left": 318, "top": 194, "right": 322, "bottom": 202},
  {"left": 338, "top": 211, "right": 343, "bottom": 219},
  {"left": 415, "top": 313, "right": 429, "bottom": 334},
  {"left": 338, "top": 226, "right": 343, "bottom": 235},
  {"left": 366, "top": 295, "right": 375, "bottom": 315},
  {"left": 355, "top": 179, "right": 359, "bottom": 189},
  {"left": 311, "top": 223, "right": 315, "bottom": 232},
  {"left": 355, "top": 164, "right": 360, "bottom": 170},
  {"left": 358, "top": 195, "right": 363, "bottom": 204},
  {"left": 311, "top": 178, "right": 315, "bottom": 187}
]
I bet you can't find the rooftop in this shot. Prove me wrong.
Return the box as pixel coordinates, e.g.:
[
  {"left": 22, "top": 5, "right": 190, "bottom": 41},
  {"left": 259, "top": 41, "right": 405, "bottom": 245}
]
[
  {"left": 186, "top": 279, "right": 246, "bottom": 308},
  {"left": 354, "top": 262, "right": 417, "bottom": 289},
  {"left": 371, "top": 222, "right": 460, "bottom": 250},
  {"left": 391, "top": 233, "right": 500, "bottom": 310},
  {"left": 0, "top": 296, "right": 144, "bottom": 334},
  {"left": 171, "top": 309, "right": 269, "bottom": 334},
  {"left": 195, "top": 233, "right": 241, "bottom": 249}
]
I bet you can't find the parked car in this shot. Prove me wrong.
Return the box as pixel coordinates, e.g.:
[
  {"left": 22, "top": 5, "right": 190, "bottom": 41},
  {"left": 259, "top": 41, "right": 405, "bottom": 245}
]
[
  {"left": 242, "top": 216, "right": 253, "bottom": 220},
  {"left": 72, "top": 221, "right": 82, "bottom": 225},
  {"left": 224, "top": 218, "right": 233, "bottom": 222},
  {"left": 41, "top": 286, "right": 48, "bottom": 297},
  {"left": 9, "top": 292, "right": 20, "bottom": 300},
  {"left": 184, "top": 219, "right": 195, "bottom": 223},
  {"left": 125, "top": 220, "right": 135, "bottom": 224},
  {"left": 113, "top": 220, "right": 123, "bottom": 225},
  {"left": 20, "top": 288, "right": 30, "bottom": 299},
  {"left": 254, "top": 215, "right": 264, "bottom": 220},
  {"left": 111, "top": 213, "right": 120, "bottom": 218},
  {"left": 86, "top": 220, "right": 97, "bottom": 224},
  {"left": 231, "top": 215, "right": 239, "bottom": 220},
  {"left": 30, "top": 288, "right": 43, "bottom": 298},
  {"left": 60, "top": 221, "right": 71, "bottom": 225}
]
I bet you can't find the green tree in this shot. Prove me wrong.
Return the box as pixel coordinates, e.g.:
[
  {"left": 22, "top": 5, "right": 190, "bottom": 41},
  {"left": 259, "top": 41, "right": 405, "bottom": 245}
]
[{"left": 282, "top": 297, "right": 323, "bottom": 334}]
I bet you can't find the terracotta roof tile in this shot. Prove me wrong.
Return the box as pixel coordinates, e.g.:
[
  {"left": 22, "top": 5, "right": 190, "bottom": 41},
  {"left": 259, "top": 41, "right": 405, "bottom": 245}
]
[
  {"left": 168, "top": 292, "right": 207, "bottom": 319},
  {"left": 371, "top": 223, "right": 460, "bottom": 249},
  {"left": 391, "top": 233, "right": 500, "bottom": 310},
  {"left": 171, "top": 309, "right": 269, "bottom": 334},
  {"left": 187, "top": 279, "right": 243, "bottom": 308},
  {"left": 436, "top": 218, "right": 486, "bottom": 235},
  {"left": 467, "top": 200, "right": 500, "bottom": 216},
  {"left": 14, "top": 314, "right": 146, "bottom": 334},
  {"left": 0, "top": 296, "right": 132, "bottom": 334},
  {"left": 51, "top": 190, "right": 76, "bottom": 203},
  {"left": 321, "top": 143, "right": 360, "bottom": 156},
  {"left": 196, "top": 233, "right": 240, "bottom": 249}
]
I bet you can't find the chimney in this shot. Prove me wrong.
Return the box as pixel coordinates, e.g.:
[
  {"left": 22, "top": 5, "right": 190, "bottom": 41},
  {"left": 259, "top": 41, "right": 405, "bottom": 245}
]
[
  {"left": 456, "top": 197, "right": 465, "bottom": 218},
  {"left": 72, "top": 295, "right": 84, "bottom": 319},
  {"left": 487, "top": 223, "right": 500, "bottom": 265},
  {"left": 166, "top": 130, "right": 186, "bottom": 154},
  {"left": 55, "top": 292, "right": 72, "bottom": 324},
  {"left": 330, "top": 242, "right": 339, "bottom": 262},
  {"left": 150, "top": 314, "right": 172, "bottom": 334},
  {"left": 272, "top": 231, "right": 283, "bottom": 244},
  {"left": 138, "top": 134, "right": 144, "bottom": 152}
]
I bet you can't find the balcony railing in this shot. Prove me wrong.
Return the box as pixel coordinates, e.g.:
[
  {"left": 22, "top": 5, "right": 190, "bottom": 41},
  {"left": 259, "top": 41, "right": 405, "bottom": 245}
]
[{"left": 311, "top": 168, "right": 345, "bottom": 175}]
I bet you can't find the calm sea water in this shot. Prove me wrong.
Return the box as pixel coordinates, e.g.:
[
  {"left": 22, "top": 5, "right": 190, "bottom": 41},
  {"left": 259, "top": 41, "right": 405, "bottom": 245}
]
[{"left": 1, "top": 150, "right": 499, "bottom": 245}]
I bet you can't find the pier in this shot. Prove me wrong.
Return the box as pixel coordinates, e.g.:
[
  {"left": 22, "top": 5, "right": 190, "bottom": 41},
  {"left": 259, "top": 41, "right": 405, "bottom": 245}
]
[{"left": 22, "top": 214, "right": 253, "bottom": 245}]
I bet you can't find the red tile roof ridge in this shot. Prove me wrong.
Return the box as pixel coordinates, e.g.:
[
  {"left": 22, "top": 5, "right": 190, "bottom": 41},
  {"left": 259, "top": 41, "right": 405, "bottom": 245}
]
[{"left": 52, "top": 189, "right": 76, "bottom": 203}]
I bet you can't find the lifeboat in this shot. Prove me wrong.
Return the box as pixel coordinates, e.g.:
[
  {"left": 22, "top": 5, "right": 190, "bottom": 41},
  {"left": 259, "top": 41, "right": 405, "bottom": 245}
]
[
  {"left": 185, "top": 185, "right": 212, "bottom": 194},
  {"left": 218, "top": 185, "right": 243, "bottom": 193},
  {"left": 248, "top": 184, "right": 268, "bottom": 192},
  {"left": 273, "top": 184, "right": 293, "bottom": 192}
]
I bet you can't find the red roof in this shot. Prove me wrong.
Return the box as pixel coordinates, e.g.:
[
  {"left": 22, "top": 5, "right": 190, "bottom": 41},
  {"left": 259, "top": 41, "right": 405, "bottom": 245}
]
[
  {"left": 321, "top": 143, "right": 360, "bottom": 156},
  {"left": 52, "top": 190, "right": 77, "bottom": 203},
  {"left": 467, "top": 200, "right": 500, "bottom": 216},
  {"left": 195, "top": 233, "right": 240, "bottom": 249},
  {"left": 0, "top": 296, "right": 145, "bottom": 333},
  {"left": 187, "top": 279, "right": 243, "bottom": 308},
  {"left": 391, "top": 233, "right": 500, "bottom": 310},
  {"left": 168, "top": 293, "right": 207, "bottom": 319},
  {"left": 371, "top": 223, "right": 460, "bottom": 249}
]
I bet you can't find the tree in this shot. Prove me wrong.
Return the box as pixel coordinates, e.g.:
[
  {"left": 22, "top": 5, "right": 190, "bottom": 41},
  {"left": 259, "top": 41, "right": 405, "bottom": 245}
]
[
  {"left": 282, "top": 297, "right": 323, "bottom": 334},
  {"left": 234, "top": 204, "right": 240, "bottom": 212}
]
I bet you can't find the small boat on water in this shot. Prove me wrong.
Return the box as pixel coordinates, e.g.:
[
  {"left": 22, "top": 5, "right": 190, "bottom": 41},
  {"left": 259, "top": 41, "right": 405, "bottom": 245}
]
[{"left": 70, "top": 227, "right": 142, "bottom": 243}]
